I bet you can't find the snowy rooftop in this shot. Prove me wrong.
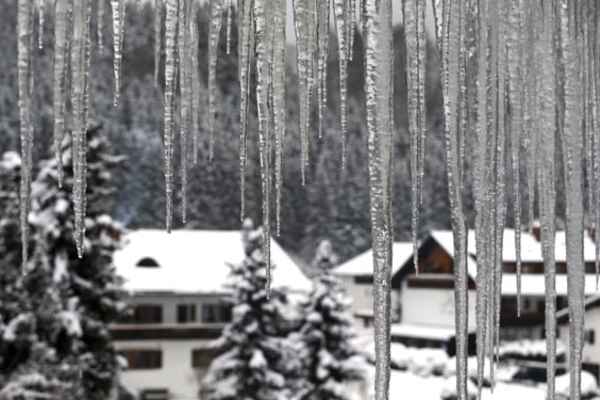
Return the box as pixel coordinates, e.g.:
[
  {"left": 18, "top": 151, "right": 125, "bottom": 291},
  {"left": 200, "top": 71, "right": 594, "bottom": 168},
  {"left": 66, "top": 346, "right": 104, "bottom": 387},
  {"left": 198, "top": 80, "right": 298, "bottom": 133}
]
[
  {"left": 334, "top": 242, "right": 414, "bottom": 276},
  {"left": 430, "top": 228, "right": 598, "bottom": 264},
  {"left": 113, "top": 229, "right": 312, "bottom": 294}
]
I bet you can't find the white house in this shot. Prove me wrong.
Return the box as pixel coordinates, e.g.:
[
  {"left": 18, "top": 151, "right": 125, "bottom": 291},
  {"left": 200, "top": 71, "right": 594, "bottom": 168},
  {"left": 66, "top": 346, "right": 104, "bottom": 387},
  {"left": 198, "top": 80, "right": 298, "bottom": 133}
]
[
  {"left": 110, "top": 229, "right": 311, "bottom": 400},
  {"left": 557, "top": 295, "right": 600, "bottom": 382},
  {"left": 334, "top": 242, "right": 414, "bottom": 326}
]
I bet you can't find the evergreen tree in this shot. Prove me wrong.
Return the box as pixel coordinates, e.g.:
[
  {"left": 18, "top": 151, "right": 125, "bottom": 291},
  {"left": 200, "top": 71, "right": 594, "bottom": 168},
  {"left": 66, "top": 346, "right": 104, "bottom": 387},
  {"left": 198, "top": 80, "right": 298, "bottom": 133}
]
[
  {"left": 204, "top": 219, "right": 300, "bottom": 400},
  {"left": 0, "top": 126, "right": 128, "bottom": 400},
  {"left": 295, "top": 240, "right": 365, "bottom": 400}
]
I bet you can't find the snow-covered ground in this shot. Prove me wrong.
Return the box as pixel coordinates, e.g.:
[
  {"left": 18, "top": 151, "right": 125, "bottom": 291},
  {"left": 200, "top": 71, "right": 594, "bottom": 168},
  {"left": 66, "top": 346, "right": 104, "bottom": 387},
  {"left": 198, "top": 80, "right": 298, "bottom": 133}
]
[{"left": 357, "top": 333, "right": 599, "bottom": 400}]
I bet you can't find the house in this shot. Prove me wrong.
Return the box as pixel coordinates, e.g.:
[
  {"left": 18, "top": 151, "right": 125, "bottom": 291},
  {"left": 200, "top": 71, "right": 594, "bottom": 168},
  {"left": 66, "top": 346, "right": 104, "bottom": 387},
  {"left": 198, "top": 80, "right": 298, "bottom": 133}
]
[
  {"left": 334, "top": 242, "right": 414, "bottom": 327},
  {"left": 557, "top": 295, "right": 600, "bottom": 382},
  {"left": 336, "top": 228, "right": 599, "bottom": 355},
  {"left": 397, "top": 228, "right": 599, "bottom": 343},
  {"left": 109, "top": 229, "right": 311, "bottom": 400}
]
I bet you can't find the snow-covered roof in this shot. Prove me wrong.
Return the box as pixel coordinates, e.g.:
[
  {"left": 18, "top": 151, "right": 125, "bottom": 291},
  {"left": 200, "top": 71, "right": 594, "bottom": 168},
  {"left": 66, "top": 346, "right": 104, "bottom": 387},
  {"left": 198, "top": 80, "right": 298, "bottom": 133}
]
[
  {"left": 334, "top": 242, "right": 414, "bottom": 276},
  {"left": 391, "top": 323, "right": 475, "bottom": 341},
  {"left": 431, "top": 228, "right": 598, "bottom": 264},
  {"left": 113, "top": 229, "right": 312, "bottom": 294}
]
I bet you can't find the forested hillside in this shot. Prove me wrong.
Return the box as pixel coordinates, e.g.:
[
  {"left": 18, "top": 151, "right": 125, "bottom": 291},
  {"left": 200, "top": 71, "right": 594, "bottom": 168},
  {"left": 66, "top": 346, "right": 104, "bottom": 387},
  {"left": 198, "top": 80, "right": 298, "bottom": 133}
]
[{"left": 0, "top": 0, "right": 475, "bottom": 266}]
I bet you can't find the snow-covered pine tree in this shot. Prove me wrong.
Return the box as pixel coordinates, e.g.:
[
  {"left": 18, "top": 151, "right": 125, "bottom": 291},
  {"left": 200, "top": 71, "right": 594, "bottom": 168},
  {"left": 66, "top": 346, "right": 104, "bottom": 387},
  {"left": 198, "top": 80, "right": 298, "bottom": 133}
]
[
  {"left": 295, "top": 240, "right": 365, "bottom": 400},
  {"left": 203, "top": 219, "right": 301, "bottom": 400},
  {"left": 23, "top": 125, "right": 128, "bottom": 400}
]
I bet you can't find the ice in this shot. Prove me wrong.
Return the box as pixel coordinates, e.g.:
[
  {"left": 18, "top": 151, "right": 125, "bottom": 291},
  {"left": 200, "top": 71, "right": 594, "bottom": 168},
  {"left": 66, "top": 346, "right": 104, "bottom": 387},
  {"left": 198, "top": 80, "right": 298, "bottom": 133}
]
[
  {"left": 271, "top": 0, "right": 286, "bottom": 235},
  {"left": 208, "top": 0, "right": 223, "bottom": 161},
  {"left": 153, "top": 0, "right": 162, "bottom": 86},
  {"left": 53, "top": 0, "right": 70, "bottom": 188},
  {"left": 363, "top": 0, "right": 394, "bottom": 398},
  {"left": 333, "top": 0, "right": 349, "bottom": 168},
  {"left": 18, "top": 0, "right": 35, "bottom": 272},
  {"left": 226, "top": 0, "right": 232, "bottom": 54},
  {"left": 254, "top": 0, "right": 272, "bottom": 296},
  {"left": 70, "top": 0, "right": 92, "bottom": 258},
  {"left": 316, "top": 0, "right": 329, "bottom": 139},
  {"left": 293, "top": 0, "right": 316, "bottom": 184},
  {"left": 237, "top": 0, "right": 252, "bottom": 220},
  {"left": 403, "top": 0, "right": 427, "bottom": 274},
  {"left": 37, "top": 0, "right": 45, "bottom": 49},
  {"left": 558, "top": 2, "right": 585, "bottom": 399},
  {"left": 163, "top": 0, "right": 178, "bottom": 232},
  {"left": 109, "top": 0, "right": 125, "bottom": 105}
]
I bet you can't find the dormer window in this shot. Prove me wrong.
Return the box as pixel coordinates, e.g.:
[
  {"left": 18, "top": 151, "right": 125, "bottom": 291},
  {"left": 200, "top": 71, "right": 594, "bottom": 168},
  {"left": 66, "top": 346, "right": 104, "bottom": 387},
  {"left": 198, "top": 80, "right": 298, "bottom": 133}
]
[{"left": 136, "top": 258, "right": 159, "bottom": 268}]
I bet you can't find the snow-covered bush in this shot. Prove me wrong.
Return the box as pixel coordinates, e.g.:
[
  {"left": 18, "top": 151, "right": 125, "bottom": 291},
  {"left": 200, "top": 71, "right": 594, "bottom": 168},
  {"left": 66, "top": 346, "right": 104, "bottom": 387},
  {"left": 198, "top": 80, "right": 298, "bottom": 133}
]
[
  {"left": 555, "top": 370, "right": 600, "bottom": 400},
  {"left": 498, "top": 339, "right": 566, "bottom": 362}
]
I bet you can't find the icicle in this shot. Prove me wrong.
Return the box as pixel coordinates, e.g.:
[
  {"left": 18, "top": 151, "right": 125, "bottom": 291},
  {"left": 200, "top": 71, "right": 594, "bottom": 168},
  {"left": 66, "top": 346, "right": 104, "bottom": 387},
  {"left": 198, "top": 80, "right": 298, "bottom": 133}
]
[
  {"left": 190, "top": 0, "right": 201, "bottom": 164},
  {"left": 37, "top": 0, "right": 45, "bottom": 49},
  {"left": 18, "top": 0, "right": 35, "bottom": 272},
  {"left": 347, "top": 0, "right": 354, "bottom": 61},
  {"left": 333, "top": 0, "right": 349, "bottom": 169},
  {"left": 293, "top": 0, "right": 316, "bottom": 184},
  {"left": 226, "top": 0, "right": 232, "bottom": 54},
  {"left": 316, "top": 0, "right": 329, "bottom": 139},
  {"left": 254, "top": 0, "right": 273, "bottom": 297},
  {"left": 110, "top": 0, "right": 126, "bottom": 105},
  {"left": 53, "top": 0, "right": 70, "bottom": 188},
  {"left": 70, "top": 0, "right": 92, "bottom": 258},
  {"left": 208, "top": 0, "right": 223, "bottom": 161},
  {"left": 98, "top": 0, "right": 105, "bottom": 53},
  {"left": 403, "top": 0, "right": 427, "bottom": 274},
  {"left": 506, "top": 0, "right": 523, "bottom": 316},
  {"left": 238, "top": 0, "right": 252, "bottom": 220},
  {"left": 363, "top": 1, "right": 394, "bottom": 399},
  {"left": 164, "top": 0, "right": 178, "bottom": 232},
  {"left": 272, "top": 0, "right": 286, "bottom": 236},
  {"left": 136, "top": 0, "right": 141, "bottom": 11},
  {"left": 179, "top": 0, "right": 192, "bottom": 223},
  {"left": 154, "top": 0, "right": 163, "bottom": 87},
  {"left": 558, "top": 0, "right": 585, "bottom": 399},
  {"left": 434, "top": 0, "right": 470, "bottom": 397}
]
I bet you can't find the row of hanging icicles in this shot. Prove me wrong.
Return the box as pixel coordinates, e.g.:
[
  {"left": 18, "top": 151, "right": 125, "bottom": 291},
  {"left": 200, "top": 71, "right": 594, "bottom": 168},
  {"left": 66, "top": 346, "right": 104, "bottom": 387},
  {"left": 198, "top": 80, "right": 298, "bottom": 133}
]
[{"left": 14, "top": 0, "right": 600, "bottom": 399}]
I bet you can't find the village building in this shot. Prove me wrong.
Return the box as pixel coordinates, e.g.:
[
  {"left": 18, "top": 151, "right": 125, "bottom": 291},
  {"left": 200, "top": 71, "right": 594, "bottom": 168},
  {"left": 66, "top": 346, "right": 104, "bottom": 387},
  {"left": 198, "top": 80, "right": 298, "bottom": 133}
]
[{"left": 109, "top": 229, "right": 311, "bottom": 400}]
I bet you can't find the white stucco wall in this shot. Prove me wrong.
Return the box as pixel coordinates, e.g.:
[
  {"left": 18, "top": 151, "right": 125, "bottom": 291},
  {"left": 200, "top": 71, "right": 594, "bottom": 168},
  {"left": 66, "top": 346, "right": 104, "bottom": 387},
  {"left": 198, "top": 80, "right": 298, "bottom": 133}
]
[
  {"left": 400, "top": 283, "right": 477, "bottom": 330},
  {"left": 560, "top": 306, "right": 600, "bottom": 366},
  {"left": 115, "top": 339, "right": 213, "bottom": 400},
  {"left": 339, "top": 276, "right": 399, "bottom": 320}
]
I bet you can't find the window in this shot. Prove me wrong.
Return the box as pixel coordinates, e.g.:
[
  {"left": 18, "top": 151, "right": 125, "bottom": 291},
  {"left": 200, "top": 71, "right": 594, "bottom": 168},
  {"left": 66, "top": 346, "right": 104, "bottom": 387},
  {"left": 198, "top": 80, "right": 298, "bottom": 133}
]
[
  {"left": 192, "top": 348, "right": 215, "bottom": 369},
  {"left": 141, "top": 389, "right": 169, "bottom": 400},
  {"left": 177, "top": 304, "right": 197, "bottom": 323},
  {"left": 118, "top": 304, "right": 163, "bottom": 324},
  {"left": 136, "top": 258, "right": 160, "bottom": 268},
  {"left": 586, "top": 330, "right": 595, "bottom": 345},
  {"left": 201, "top": 304, "right": 232, "bottom": 323},
  {"left": 120, "top": 350, "right": 162, "bottom": 370},
  {"left": 354, "top": 275, "right": 374, "bottom": 284}
]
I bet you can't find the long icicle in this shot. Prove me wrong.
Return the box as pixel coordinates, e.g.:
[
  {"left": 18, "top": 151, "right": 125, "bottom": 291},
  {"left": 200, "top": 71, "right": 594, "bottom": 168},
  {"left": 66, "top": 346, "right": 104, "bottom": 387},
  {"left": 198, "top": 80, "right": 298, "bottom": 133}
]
[
  {"left": 153, "top": 0, "right": 163, "bottom": 87},
  {"left": 272, "top": 0, "right": 286, "bottom": 236},
  {"left": 434, "top": 0, "right": 470, "bottom": 396},
  {"left": 254, "top": 0, "right": 272, "bottom": 297},
  {"left": 208, "top": 0, "right": 223, "bottom": 161},
  {"left": 37, "top": 0, "right": 45, "bottom": 49},
  {"left": 109, "top": 0, "right": 125, "bottom": 105},
  {"left": 71, "top": 0, "right": 92, "bottom": 258},
  {"left": 98, "top": 0, "right": 105, "bottom": 53},
  {"left": 18, "top": 0, "right": 34, "bottom": 272},
  {"left": 403, "top": 0, "right": 427, "bottom": 274},
  {"left": 53, "top": 0, "right": 70, "bottom": 188},
  {"left": 164, "top": 0, "right": 178, "bottom": 232},
  {"left": 293, "top": 0, "right": 316, "bottom": 184},
  {"left": 316, "top": 0, "right": 329, "bottom": 139},
  {"left": 238, "top": 0, "right": 252, "bottom": 220},
  {"left": 363, "top": 0, "right": 394, "bottom": 399},
  {"left": 333, "top": 0, "right": 349, "bottom": 169},
  {"left": 558, "top": 0, "right": 585, "bottom": 398}
]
